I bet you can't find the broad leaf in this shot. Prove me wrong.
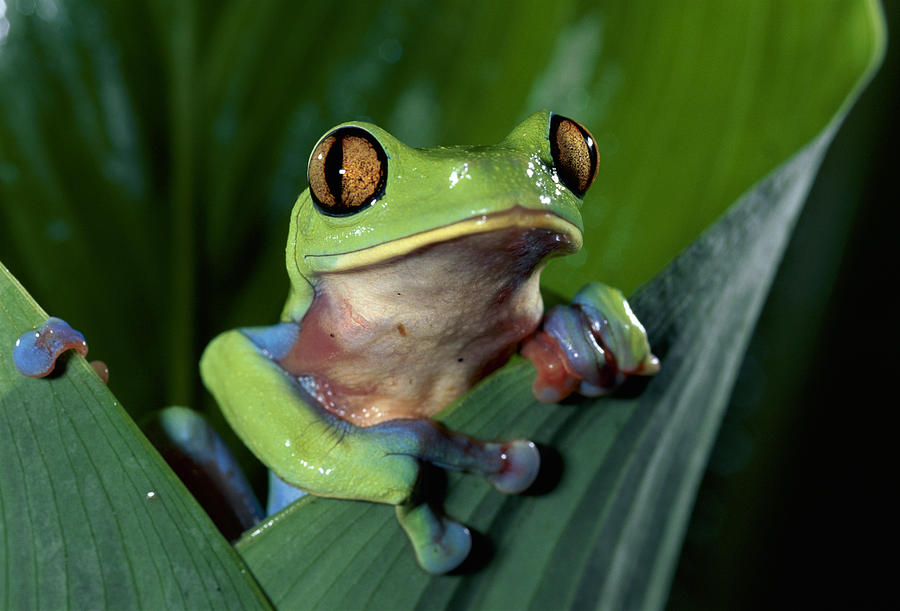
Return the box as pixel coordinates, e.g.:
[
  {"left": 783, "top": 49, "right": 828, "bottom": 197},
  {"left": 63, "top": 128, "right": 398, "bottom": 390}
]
[{"left": 0, "top": 269, "right": 269, "bottom": 608}]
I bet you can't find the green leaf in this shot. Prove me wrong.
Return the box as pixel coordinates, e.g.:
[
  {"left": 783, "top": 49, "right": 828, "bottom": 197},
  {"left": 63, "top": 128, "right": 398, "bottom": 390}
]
[{"left": 0, "top": 267, "right": 270, "bottom": 608}]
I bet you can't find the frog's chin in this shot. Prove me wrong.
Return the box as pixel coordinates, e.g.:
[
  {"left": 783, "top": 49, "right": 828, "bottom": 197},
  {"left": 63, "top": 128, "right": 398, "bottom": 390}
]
[{"left": 305, "top": 207, "right": 583, "bottom": 273}]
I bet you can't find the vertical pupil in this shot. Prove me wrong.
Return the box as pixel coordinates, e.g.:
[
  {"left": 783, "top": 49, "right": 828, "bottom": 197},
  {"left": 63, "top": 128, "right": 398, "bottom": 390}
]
[
  {"left": 309, "top": 128, "right": 386, "bottom": 216},
  {"left": 324, "top": 136, "right": 345, "bottom": 202},
  {"left": 550, "top": 115, "right": 598, "bottom": 196}
]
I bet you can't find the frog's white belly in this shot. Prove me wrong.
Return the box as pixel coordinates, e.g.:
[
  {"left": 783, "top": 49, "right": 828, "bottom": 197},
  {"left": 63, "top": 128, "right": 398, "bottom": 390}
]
[{"left": 279, "top": 226, "right": 568, "bottom": 427}]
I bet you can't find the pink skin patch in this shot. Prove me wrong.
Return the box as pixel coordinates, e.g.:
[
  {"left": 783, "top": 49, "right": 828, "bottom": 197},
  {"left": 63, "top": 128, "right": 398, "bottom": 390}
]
[
  {"left": 520, "top": 330, "right": 580, "bottom": 403},
  {"left": 280, "top": 225, "right": 569, "bottom": 427}
]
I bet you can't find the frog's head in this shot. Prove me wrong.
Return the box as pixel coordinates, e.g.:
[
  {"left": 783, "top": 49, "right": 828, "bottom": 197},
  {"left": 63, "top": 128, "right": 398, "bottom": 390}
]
[{"left": 284, "top": 110, "right": 598, "bottom": 314}]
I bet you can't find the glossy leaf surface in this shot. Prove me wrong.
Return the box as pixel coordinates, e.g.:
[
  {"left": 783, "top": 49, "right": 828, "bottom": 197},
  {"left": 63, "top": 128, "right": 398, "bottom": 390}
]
[{"left": 0, "top": 267, "right": 269, "bottom": 607}]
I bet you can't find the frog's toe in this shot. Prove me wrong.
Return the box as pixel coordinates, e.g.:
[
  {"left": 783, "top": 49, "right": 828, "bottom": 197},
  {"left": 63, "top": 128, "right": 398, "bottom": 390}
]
[
  {"left": 396, "top": 502, "right": 472, "bottom": 574},
  {"left": 488, "top": 439, "right": 540, "bottom": 494},
  {"left": 572, "top": 283, "right": 655, "bottom": 375},
  {"left": 523, "top": 282, "right": 659, "bottom": 401},
  {"left": 578, "top": 376, "right": 624, "bottom": 397},
  {"left": 415, "top": 518, "right": 472, "bottom": 575},
  {"left": 637, "top": 353, "right": 661, "bottom": 375}
]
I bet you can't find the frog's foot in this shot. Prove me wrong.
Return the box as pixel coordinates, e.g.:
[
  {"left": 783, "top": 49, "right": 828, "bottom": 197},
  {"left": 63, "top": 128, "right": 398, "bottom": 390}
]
[
  {"left": 396, "top": 502, "right": 471, "bottom": 574},
  {"left": 486, "top": 439, "right": 542, "bottom": 494},
  {"left": 522, "top": 282, "right": 659, "bottom": 403},
  {"left": 365, "top": 420, "right": 539, "bottom": 573},
  {"left": 12, "top": 317, "right": 89, "bottom": 378}
]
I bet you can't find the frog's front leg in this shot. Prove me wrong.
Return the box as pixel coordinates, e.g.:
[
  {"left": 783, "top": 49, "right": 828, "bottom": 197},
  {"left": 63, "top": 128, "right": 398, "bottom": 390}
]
[
  {"left": 365, "top": 418, "right": 539, "bottom": 572},
  {"left": 522, "top": 282, "right": 659, "bottom": 402},
  {"left": 200, "top": 324, "right": 539, "bottom": 574}
]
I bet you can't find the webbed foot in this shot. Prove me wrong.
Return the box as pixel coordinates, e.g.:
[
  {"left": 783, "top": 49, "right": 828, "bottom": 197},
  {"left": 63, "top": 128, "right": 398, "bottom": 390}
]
[
  {"left": 522, "top": 282, "right": 659, "bottom": 402},
  {"left": 396, "top": 503, "right": 472, "bottom": 574}
]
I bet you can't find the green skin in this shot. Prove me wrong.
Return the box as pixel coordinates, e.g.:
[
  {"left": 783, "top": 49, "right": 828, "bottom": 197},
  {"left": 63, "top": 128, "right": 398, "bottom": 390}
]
[{"left": 200, "top": 110, "right": 657, "bottom": 574}]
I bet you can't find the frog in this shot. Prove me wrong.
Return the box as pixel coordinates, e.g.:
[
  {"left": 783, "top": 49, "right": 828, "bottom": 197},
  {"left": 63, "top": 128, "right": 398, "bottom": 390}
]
[{"left": 199, "top": 110, "right": 659, "bottom": 574}]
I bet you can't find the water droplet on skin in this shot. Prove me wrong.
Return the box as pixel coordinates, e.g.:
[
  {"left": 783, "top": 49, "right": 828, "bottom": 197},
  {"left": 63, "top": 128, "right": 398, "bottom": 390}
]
[{"left": 12, "top": 317, "right": 88, "bottom": 377}]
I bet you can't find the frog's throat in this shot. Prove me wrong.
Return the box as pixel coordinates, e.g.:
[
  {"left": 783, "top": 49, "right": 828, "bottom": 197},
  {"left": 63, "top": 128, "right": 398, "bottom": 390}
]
[{"left": 304, "top": 208, "right": 583, "bottom": 273}]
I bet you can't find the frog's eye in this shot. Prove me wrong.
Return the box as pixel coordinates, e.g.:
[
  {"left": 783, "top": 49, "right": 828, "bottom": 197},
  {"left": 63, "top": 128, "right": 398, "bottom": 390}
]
[
  {"left": 549, "top": 114, "right": 598, "bottom": 198},
  {"left": 308, "top": 127, "right": 388, "bottom": 216}
]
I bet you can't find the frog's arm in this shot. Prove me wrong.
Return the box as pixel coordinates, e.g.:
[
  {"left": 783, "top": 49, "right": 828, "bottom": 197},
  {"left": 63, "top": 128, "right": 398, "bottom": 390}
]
[
  {"left": 523, "top": 282, "right": 659, "bottom": 402},
  {"left": 200, "top": 324, "right": 538, "bottom": 573}
]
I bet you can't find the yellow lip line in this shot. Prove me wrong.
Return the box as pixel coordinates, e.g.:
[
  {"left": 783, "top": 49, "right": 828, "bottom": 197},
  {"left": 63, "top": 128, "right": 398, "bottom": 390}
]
[{"left": 305, "top": 208, "right": 583, "bottom": 272}]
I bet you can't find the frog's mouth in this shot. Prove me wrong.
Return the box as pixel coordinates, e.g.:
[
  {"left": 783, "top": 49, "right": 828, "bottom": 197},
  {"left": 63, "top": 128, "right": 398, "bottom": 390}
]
[{"left": 304, "top": 207, "right": 583, "bottom": 273}]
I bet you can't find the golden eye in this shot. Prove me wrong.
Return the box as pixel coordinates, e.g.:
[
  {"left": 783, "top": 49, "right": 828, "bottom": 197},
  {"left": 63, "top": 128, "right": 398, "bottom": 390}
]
[
  {"left": 549, "top": 114, "right": 598, "bottom": 197},
  {"left": 308, "top": 127, "right": 387, "bottom": 216}
]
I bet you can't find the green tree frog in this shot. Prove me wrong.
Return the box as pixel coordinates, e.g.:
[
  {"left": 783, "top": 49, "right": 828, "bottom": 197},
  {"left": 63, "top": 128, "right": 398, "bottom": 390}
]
[{"left": 200, "top": 110, "right": 658, "bottom": 574}]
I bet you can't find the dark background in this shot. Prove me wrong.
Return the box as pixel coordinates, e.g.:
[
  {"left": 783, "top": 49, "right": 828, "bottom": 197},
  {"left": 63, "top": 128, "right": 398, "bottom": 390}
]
[{"left": 671, "top": 3, "right": 897, "bottom": 608}]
